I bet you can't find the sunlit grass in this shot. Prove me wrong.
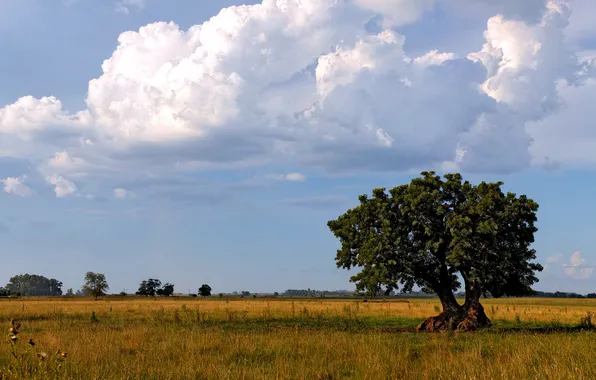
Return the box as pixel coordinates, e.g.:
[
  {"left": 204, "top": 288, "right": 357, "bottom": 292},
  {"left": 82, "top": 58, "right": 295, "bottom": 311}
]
[{"left": 1, "top": 297, "right": 595, "bottom": 379}]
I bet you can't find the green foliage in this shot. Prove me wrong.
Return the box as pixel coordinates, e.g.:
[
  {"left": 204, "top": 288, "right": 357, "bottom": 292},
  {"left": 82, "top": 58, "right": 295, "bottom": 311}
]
[
  {"left": 82, "top": 272, "right": 109, "bottom": 300},
  {"left": 157, "top": 283, "right": 175, "bottom": 297},
  {"left": 579, "top": 312, "right": 593, "bottom": 329},
  {"left": 199, "top": 284, "right": 212, "bottom": 297},
  {"left": 90, "top": 311, "right": 99, "bottom": 323},
  {"left": 137, "top": 279, "right": 175, "bottom": 297},
  {"left": 327, "top": 171, "right": 543, "bottom": 309},
  {"left": 136, "top": 279, "right": 162, "bottom": 297},
  {"left": 3, "top": 274, "right": 63, "bottom": 297}
]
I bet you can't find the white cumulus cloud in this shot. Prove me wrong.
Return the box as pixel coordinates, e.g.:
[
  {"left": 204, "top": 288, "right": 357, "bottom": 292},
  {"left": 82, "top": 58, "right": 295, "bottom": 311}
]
[
  {"left": 563, "top": 251, "right": 594, "bottom": 280},
  {"left": 113, "top": 188, "right": 136, "bottom": 199},
  {"left": 1, "top": 176, "right": 33, "bottom": 197},
  {"left": 46, "top": 175, "right": 78, "bottom": 198},
  {"left": 267, "top": 173, "right": 306, "bottom": 182}
]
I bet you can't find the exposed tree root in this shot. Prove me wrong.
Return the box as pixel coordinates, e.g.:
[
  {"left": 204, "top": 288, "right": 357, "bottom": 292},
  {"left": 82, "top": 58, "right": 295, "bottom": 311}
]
[{"left": 417, "top": 306, "right": 492, "bottom": 333}]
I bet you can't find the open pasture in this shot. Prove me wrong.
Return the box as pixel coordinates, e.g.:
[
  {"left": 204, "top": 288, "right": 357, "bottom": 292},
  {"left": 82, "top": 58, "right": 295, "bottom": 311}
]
[{"left": 1, "top": 297, "right": 596, "bottom": 379}]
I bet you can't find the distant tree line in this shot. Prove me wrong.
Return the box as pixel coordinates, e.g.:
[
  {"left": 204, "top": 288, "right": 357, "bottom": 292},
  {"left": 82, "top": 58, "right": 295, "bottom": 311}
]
[
  {"left": 530, "top": 291, "right": 595, "bottom": 299},
  {"left": 1, "top": 273, "right": 595, "bottom": 300},
  {"left": 283, "top": 289, "right": 362, "bottom": 297},
  {"left": 133, "top": 280, "right": 215, "bottom": 297},
  {"left": 0, "top": 272, "right": 214, "bottom": 300}
]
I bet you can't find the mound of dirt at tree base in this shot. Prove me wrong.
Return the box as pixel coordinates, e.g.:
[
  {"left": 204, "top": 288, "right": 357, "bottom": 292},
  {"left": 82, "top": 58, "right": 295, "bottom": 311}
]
[{"left": 416, "top": 309, "right": 492, "bottom": 333}]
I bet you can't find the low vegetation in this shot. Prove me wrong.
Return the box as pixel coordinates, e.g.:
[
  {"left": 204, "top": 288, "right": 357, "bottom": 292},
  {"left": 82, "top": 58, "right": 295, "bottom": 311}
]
[{"left": 1, "top": 297, "right": 595, "bottom": 379}]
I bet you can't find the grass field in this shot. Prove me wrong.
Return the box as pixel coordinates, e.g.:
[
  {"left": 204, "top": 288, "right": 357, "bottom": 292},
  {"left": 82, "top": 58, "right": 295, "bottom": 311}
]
[{"left": 1, "top": 297, "right": 596, "bottom": 379}]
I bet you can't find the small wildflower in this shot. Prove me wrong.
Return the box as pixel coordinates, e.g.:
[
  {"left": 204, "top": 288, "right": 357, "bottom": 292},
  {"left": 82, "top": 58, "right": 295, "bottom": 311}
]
[
  {"left": 56, "top": 349, "right": 68, "bottom": 359},
  {"left": 37, "top": 352, "right": 48, "bottom": 361},
  {"left": 10, "top": 335, "right": 17, "bottom": 342},
  {"left": 9, "top": 327, "right": 17, "bottom": 335}
]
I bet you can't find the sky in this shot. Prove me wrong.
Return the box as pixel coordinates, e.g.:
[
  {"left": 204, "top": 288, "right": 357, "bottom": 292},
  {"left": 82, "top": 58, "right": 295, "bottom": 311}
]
[{"left": 2, "top": 0, "right": 596, "bottom": 295}]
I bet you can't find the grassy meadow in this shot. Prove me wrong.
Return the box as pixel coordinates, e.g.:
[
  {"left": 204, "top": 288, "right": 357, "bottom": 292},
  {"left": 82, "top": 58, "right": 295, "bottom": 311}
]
[{"left": 1, "top": 296, "right": 596, "bottom": 379}]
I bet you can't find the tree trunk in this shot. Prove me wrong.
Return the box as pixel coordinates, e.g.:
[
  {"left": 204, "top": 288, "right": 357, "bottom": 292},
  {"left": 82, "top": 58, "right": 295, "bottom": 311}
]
[
  {"left": 416, "top": 290, "right": 464, "bottom": 332},
  {"left": 459, "top": 284, "right": 491, "bottom": 331},
  {"left": 416, "top": 283, "right": 492, "bottom": 333}
]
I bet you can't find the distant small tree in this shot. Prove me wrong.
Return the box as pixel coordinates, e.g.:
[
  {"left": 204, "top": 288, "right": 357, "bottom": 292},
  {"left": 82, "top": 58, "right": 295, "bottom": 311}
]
[
  {"left": 136, "top": 281, "right": 149, "bottom": 296},
  {"left": 157, "top": 283, "right": 175, "bottom": 297},
  {"left": 82, "top": 272, "right": 109, "bottom": 300},
  {"left": 241, "top": 291, "right": 250, "bottom": 297},
  {"left": 198, "top": 284, "right": 212, "bottom": 297},
  {"left": 273, "top": 292, "right": 279, "bottom": 297},
  {"left": 136, "top": 279, "right": 162, "bottom": 297},
  {"left": 0, "top": 287, "right": 8, "bottom": 297},
  {"left": 119, "top": 291, "right": 127, "bottom": 296},
  {"left": 65, "top": 288, "right": 74, "bottom": 296},
  {"left": 587, "top": 293, "right": 596, "bottom": 299}
]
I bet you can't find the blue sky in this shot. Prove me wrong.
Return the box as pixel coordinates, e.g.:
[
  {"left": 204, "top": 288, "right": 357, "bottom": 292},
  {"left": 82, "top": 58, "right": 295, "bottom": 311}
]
[{"left": 2, "top": 0, "right": 596, "bottom": 295}]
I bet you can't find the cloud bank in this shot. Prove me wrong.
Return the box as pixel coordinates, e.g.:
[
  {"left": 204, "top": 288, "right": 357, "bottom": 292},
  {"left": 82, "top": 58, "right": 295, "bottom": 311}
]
[{"left": 1, "top": 0, "right": 594, "bottom": 199}]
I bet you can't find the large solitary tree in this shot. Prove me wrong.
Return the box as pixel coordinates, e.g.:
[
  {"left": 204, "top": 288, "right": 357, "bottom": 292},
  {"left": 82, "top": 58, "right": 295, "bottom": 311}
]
[
  {"left": 327, "top": 171, "right": 543, "bottom": 332},
  {"left": 82, "top": 272, "right": 109, "bottom": 300}
]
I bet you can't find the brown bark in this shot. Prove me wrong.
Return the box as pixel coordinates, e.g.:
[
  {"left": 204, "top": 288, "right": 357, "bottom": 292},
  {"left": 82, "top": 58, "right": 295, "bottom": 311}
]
[
  {"left": 459, "top": 282, "right": 491, "bottom": 331},
  {"left": 416, "top": 290, "right": 464, "bottom": 332},
  {"left": 416, "top": 279, "right": 492, "bottom": 333}
]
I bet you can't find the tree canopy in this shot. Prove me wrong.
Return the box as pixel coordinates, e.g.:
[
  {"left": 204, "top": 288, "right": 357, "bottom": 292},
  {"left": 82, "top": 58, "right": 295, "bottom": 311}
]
[
  {"left": 136, "top": 279, "right": 162, "bottom": 297},
  {"left": 3, "top": 274, "right": 63, "bottom": 296},
  {"left": 327, "top": 171, "right": 543, "bottom": 331},
  {"left": 136, "top": 279, "right": 175, "bottom": 296},
  {"left": 82, "top": 272, "right": 109, "bottom": 300},
  {"left": 198, "top": 284, "right": 212, "bottom": 297},
  {"left": 157, "top": 283, "right": 175, "bottom": 297}
]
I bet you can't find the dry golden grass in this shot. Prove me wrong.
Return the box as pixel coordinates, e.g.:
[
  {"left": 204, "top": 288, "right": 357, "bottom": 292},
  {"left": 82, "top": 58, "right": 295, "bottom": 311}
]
[
  {"left": 3, "top": 296, "right": 595, "bottom": 323},
  {"left": 1, "top": 297, "right": 596, "bottom": 379}
]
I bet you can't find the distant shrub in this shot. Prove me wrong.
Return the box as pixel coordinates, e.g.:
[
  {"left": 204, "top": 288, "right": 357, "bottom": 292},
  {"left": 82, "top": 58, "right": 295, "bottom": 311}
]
[
  {"left": 579, "top": 312, "right": 594, "bottom": 329},
  {"left": 90, "top": 311, "right": 99, "bottom": 323}
]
